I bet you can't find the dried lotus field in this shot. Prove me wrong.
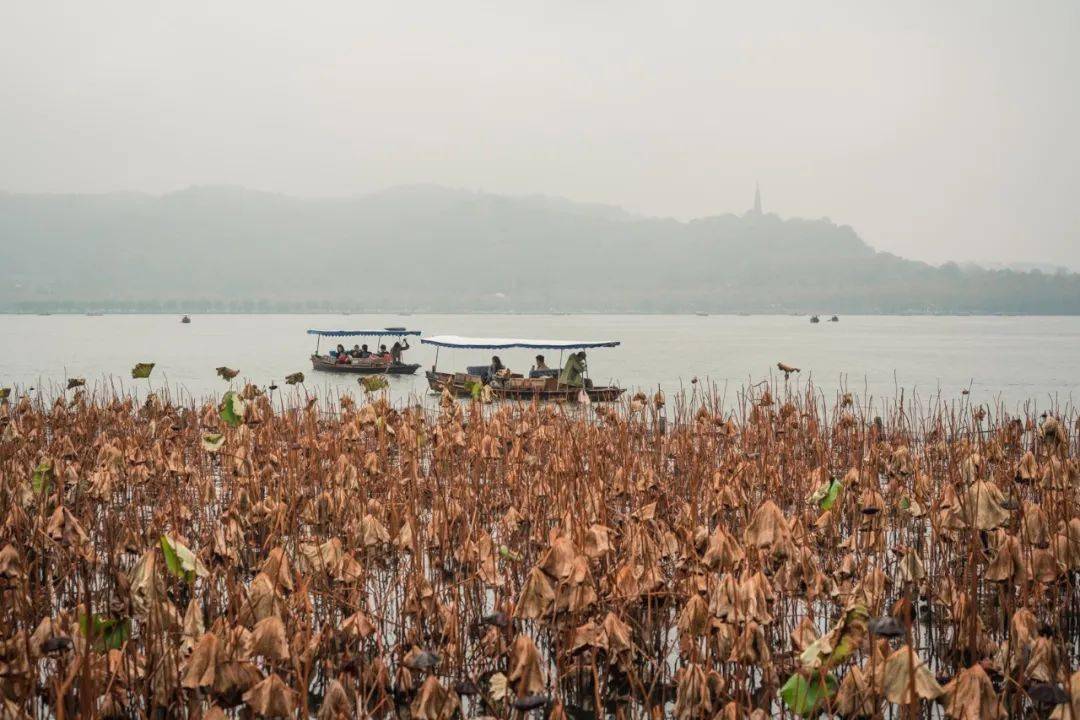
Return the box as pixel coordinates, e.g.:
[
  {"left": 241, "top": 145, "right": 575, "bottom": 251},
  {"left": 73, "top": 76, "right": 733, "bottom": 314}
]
[{"left": 2, "top": 383, "right": 1080, "bottom": 720}]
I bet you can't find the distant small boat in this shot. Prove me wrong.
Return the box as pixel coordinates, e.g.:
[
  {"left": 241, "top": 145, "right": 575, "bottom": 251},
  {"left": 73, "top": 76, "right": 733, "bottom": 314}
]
[
  {"left": 829, "top": 315, "right": 839, "bottom": 322},
  {"left": 810, "top": 315, "right": 820, "bottom": 324},
  {"left": 695, "top": 311, "right": 709, "bottom": 317},
  {"left": 86, "top": 312, "right": 103, "bottom": 317},
  {"left": 181, "top": 315, "right": 191, "bottom": 324}
]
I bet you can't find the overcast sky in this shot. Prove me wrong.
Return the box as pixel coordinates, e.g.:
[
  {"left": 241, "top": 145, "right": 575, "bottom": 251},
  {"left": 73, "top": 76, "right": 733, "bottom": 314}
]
[{"left": 2, "top": 1, "right": 1077, "bottom": 267}]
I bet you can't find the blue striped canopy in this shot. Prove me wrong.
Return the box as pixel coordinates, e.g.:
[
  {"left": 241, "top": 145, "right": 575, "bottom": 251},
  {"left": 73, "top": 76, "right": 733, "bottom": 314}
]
[
  {"left": 421, "top": 335, "right": 619, "bottom": 350},
  {"left": 307, "top": 328, "right": 421, "bottom": 337}
]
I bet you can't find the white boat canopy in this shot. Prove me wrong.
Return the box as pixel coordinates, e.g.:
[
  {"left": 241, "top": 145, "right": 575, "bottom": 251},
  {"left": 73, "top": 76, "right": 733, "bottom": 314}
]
[{"left": 421, "top": 335, "right": 620, "bottom": 350}]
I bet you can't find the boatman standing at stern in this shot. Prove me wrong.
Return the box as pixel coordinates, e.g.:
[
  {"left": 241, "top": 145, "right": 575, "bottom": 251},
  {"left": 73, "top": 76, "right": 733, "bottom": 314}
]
[
  {"left": 391, "top": 339, "right": 410, "bottom": 363},
  {"left": 559, "top": 351, "right": 587, "bottom": 387}
]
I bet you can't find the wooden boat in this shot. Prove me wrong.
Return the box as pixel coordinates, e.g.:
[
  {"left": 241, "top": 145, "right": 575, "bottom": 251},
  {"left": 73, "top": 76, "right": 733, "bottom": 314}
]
[
  {"left": 421, "top": 335, "right": 624, "bottom": 402},
  {"left": 426, "top": 371, "right": 623, "bottom": 402},
  {"left": 312, "top": 355, "right": 420, "bottom": 375},
  {"left": 307, "top": 328, "right": 422, "bottom": 375}
]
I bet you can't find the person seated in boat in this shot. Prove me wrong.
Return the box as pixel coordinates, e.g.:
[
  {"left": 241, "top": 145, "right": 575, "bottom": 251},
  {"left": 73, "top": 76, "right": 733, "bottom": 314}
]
[
  {"left": 533, "top": 355, "right": 548, "bottom": 371},
  {"left": 391, "top": 339, "right": 410, "bottom": 363},
  {"left": 377, "top": 344, "right": 392, "bottom": 362},
  {"left": 559, "top": 351, "right": 587, "bottom": 387},
  {"left": 349, "top": 344, "right": 363, "bottom": 358},
  {"left": 358, "top": 344, "right": 371, "bottom": 358},
  {"left": 489, "top": 355, "right": 510, "bottom": 380},
  {"left": 330, "top": 343, "right": 346, "bottom": 359},
  {"left": 335, "top": 348, "right": 352, "bottom": 364}
]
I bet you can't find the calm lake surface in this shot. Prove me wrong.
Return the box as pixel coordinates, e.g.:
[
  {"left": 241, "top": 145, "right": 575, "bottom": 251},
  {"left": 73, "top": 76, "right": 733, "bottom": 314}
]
[{"left": 2, "top": 313, "right": 1078, "bottom": 412}]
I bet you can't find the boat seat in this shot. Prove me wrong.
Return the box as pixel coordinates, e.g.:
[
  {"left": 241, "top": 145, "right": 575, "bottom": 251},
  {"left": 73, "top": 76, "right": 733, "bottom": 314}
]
[
  {"left": 466, "top": 365, "right": 492, "bottom": 381},
  {"left": 528, "top": 368, "right": 560, "bottom": 379}
]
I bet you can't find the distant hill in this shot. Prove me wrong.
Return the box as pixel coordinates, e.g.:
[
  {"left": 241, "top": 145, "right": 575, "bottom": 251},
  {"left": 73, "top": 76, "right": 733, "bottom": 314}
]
[{"left": 2, "top": 185, "right": 1079, "bottom": 314}]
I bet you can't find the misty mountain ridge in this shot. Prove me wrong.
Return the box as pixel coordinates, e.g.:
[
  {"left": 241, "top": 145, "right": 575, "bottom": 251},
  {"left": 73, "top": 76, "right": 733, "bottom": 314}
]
[{"left": 1, "top": 185, "right": 1078, "bottom": 314}]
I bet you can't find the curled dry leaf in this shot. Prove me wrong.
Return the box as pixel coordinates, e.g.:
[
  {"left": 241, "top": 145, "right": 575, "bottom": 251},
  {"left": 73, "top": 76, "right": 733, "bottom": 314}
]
[
  {"left": 881, "top": 645, "right": 944, "bottom": 704},
  {"left": 411, "top": 675, "right": 459, "bottom": 720},
  {"left": 942, "top": 665, "right": 1004, "bottom": 720},
  {"left": 242, "top": 672, "right": 296, "bottom": 717}
]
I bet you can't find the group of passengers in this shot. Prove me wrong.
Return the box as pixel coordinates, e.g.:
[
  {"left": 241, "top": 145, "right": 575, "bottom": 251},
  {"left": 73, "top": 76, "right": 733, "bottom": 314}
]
[
  {"left": 488, "top": 351, "right": 589, "bottom": 387},
  {"left": 329, "top": 339, "right": 409, "bottom": 365}
]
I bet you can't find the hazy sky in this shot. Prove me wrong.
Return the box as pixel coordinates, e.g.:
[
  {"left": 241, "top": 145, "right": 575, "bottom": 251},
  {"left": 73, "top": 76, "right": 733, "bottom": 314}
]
[{"left": 2, "top": 1, "right": 1077, "bottom": 267}]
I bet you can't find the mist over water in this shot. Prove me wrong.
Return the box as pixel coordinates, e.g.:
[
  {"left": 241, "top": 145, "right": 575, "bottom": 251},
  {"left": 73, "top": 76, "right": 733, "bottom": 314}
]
[{"left": 4, "top": 313, "right": 1078, "bottom": 411}]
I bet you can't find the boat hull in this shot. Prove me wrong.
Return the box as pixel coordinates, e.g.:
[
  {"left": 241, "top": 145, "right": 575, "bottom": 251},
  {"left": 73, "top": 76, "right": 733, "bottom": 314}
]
[
  {"left": 426, "top": 371, "right": 623, "bottom": 402},
  {"left": 312, "top": 355, "right": 420, "bottom": 375}
]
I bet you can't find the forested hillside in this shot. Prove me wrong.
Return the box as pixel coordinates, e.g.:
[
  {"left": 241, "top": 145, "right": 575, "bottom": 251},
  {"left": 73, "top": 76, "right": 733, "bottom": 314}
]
[{"left": 2, "top": 186, "right": 1078, "bottom": 313}]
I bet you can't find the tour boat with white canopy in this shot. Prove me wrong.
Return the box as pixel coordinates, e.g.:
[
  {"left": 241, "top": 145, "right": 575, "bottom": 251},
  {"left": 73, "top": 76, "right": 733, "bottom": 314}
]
[
  {"left": 308, "top": 328, "right": 422, "bottom": 375},
  {"left": 421, "top": 335, "right": 624, "bottom": 402}
]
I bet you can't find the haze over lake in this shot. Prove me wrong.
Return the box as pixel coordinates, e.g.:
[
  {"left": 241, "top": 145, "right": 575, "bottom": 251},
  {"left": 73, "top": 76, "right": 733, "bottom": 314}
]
[{"left": 4, "top": 313, "right": 1077, "bottom": 410}]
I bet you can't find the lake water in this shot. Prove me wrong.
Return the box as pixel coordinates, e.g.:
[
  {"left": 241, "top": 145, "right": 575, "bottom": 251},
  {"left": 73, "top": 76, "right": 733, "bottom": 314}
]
[{"left": 2, "top": 313, "right": 1078, "bottom": 412}]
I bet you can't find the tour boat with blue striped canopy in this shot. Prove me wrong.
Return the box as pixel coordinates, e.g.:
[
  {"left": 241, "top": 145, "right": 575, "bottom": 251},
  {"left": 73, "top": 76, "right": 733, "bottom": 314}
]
[{"left": 308, "top": 328, "right": 422, "bottom": 375}]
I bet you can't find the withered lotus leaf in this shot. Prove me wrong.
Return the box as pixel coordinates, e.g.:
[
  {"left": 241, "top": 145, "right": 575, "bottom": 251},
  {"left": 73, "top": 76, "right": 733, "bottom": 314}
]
[
  {"left": 514, "top": 566, "right": 555, "bottom": 620},
  {"left": 702, "top": 525, "right": 745, "bottom": 569},
  {"left": 1022, "top": 500, "right": 1051, "bottom": 548},
  {"left": 342, "top": 610, "right": 376, "bottom": 640},
  {"left": 1017, "top": 450, "right": 1038, "bottom": 481},
  {"left": 835, "top": 665, "right": 877, "bottom": 718},
  {"left": 241, "top": 573, "right": 283, "bottom": 624},
  {"left": 45, "top": 506, "right": 88, "bottom": 548},
  {"left": 317, "top": 678, "right": 354, "bottom": 720},
  {"left": 881, "top": 645, "right": 944, "bottom": 704},
  {"left": 242, "top": 672, "right": 296, "bottom": 717},
  {"left": 247, "top": 614, "right": 290, "bottom": 662},
  {"left": 678, "top": 593, "right": 710, "bottom": 637},
  {"left": 1054, "top": 518, "right": 1080, "bottom": 570},
  {"left": 789, "top": 615, "right": 819, "bottom": 652},
  {"left": 360, "top": 513, "right": 391, "bottom": 547},
  {"left": 182, "top": 633, "right": 220, "bottom": 689},
  {"left": 985, "top": 534, "right": 1025, "bottom": 583},
  {"left": 898, "top": 550, "right": 926, "bottom": 583},
  {"left": 411, "top": 675, "right": 460, "bottom": 720},
  {"left": 555, "top": 556, "right": 598, "bottom": 614},
  {"left": 954, "top": 480, "right": 1012, "bottom": 531},
  {"left": 743, "top": 500, "right": 792, "bottom": 552},
  {"left": 674, "top": 663, "right": 711, "bottom": 720},
  {"left": 601, "top": 612, "right": 635, "bottom": 658},
  {"left": 0, "top": 545, "right": 23, "bottom": 580},
  {"left": 1026, "top": 636, "right": 1063, "bottom": 684},
  {"left": 942, "top": 664, "right": 1004, "bottom": 720},
  {"left": 508, "top": 634, "right": 545, "bottom": 697},
  {"left": 538, "top": 535, "right": 576, "bottom": 580},
  {"left": 569, "top": 619, "right": 607, "bottom": 655},
  {"left": 260, "top": 547, "right": 294, "bottom": 593}
]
